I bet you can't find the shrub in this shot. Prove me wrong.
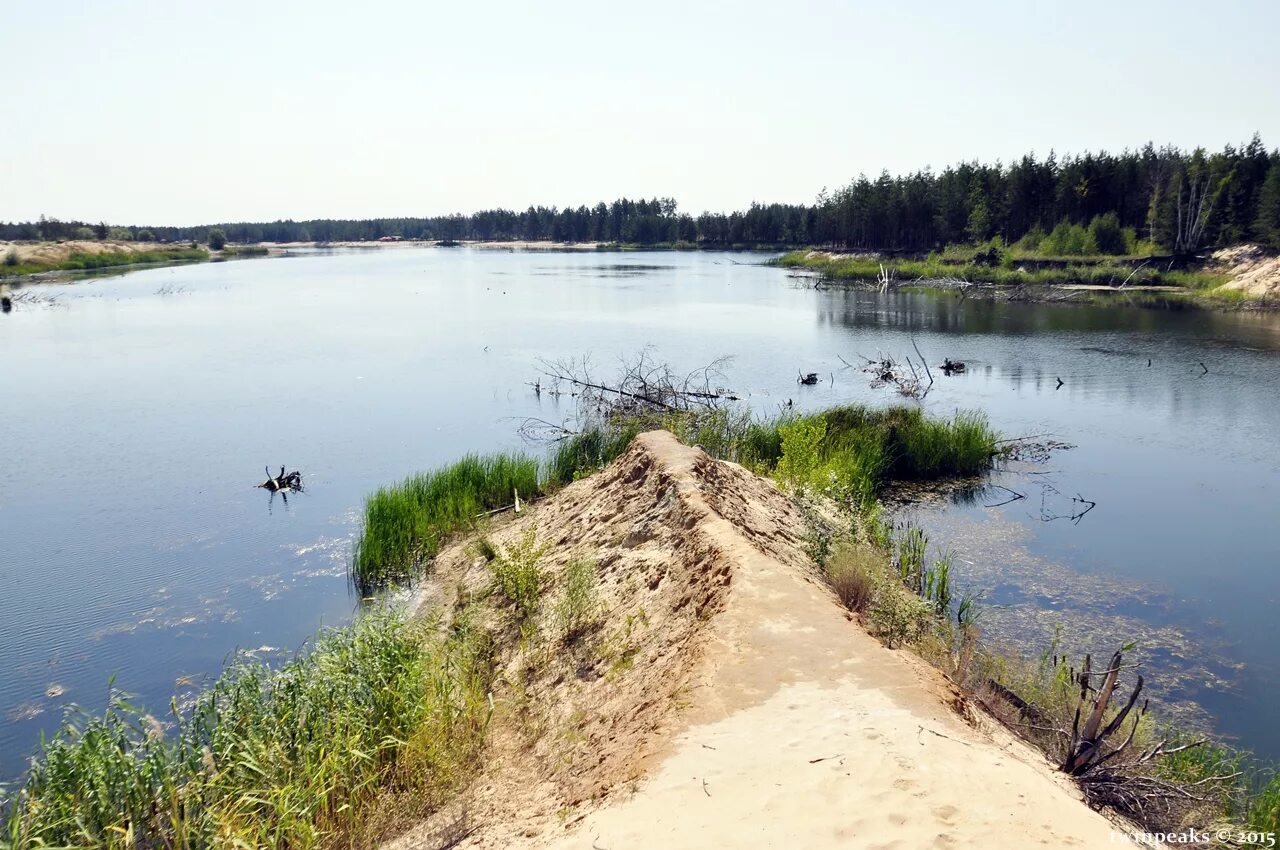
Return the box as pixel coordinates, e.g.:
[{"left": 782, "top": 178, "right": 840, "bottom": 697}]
[
  {"left": 1012, "top": 225, "right": 1047, "bottom": 254},
  {"left": 489, "top": 527, "right": 548, "bottom": 616},
  {"left": 867, "top": 575, "right": 931, "bottom": 648},
  {"left": 775, "top": 417, "right": 826, "bottom": 490},
  {"left": 4, "top": 249, "right": 18, "bottom": 267},
  {"left": 1087, "top": 213, "right": 1127, "bottom": 255},
  {"left": 207, "top": 228, "right": 227, "bottom": 251},
  {"left": 1040, "top": 220, "right": 1097, "bottom": 256}
]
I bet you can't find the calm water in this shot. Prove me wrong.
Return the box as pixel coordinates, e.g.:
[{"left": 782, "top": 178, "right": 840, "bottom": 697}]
[{"left": 1, "top": 247, "right": 1278, "bottom": 778}]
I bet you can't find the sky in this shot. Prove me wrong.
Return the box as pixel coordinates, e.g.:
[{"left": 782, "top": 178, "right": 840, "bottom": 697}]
[{"left": 3, "top": 0, "right": 1277, "bottom": 226}]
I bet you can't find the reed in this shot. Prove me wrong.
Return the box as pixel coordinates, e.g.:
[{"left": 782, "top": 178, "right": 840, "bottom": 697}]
[
  {"left": 0, "top": 608, "right": 494, "bottom": 850},
  {"left": 352, "top": 453, "right": 540, "bottom": 591}
]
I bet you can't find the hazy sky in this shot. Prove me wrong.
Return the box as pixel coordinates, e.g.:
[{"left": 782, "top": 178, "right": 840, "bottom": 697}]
[{"left": 3, "top": 0, "right": 1277, "bottom": 225}]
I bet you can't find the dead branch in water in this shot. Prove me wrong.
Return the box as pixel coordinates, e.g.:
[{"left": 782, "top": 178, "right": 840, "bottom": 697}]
[
  {"left": 536, "top": 351, "right": 738, "bottom": 418},
  {"left": 259, "top": 465, "right": 303, "bottom": 493},
  {"left": 522, "top": 351, "right": 740, "bottom": 441},
  {"left": 852, "top": 349, "right": 935, "bottom": 399}
]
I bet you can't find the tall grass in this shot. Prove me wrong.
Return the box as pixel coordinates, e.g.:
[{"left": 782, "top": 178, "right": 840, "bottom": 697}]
[
  {"left": 546, "top": 404, "right": 997, "bottom": 502},
  {"left": 1251, "top": 773, "right": 1280, "bottom": 831},
  {"left": 0, "top": 609, "right": 494, "bottom": 850},
  {"left": 352, "top": 453, "right": 540, "bottom": 591},
  {"left": 354, "top": 405, "right": 995, "bottom": 595}
]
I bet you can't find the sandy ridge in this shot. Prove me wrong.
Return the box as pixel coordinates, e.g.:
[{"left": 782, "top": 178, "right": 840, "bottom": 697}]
[{"left": 390, "top": 432, "right": 1133, "bottom": 849}]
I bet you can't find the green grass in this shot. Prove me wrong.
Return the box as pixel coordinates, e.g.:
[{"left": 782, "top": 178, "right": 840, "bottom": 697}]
[
  {"left": 545, "top": 404, "right": 997, "bottom": 506},
  {"left": 0, "top": 247, "right": 211, "bottom": 278},
  {"left": 353, "top": 405, "right": 995, "bottom": 597},
  {"left": 352, "top": 453, "right": 540, "bottom": 591},
  {"left": 0, "top": 608, "right": 494, "bottom": 850},
  {"left": 1251, "top": 773, "right": 1280, "bottom": 831},
  {"left": 772, "top": 250, "right": 1228, "bottom": 291},
  {"left": 216, "top": 245, "right": 270, "bottom": 258},
  {"left": 488, "top": 527, "right": 549, "bottom": 617}
]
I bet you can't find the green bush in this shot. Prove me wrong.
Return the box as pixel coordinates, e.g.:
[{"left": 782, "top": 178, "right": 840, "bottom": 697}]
[
  {"left": 867, "top": 573, "right": 931, "bottom": 648},
  {"left": 1087, "top": 213, "right": 1127, "bottom": 255},
  {"left": 775, "top": 417, "right": 827, "bottom": 490},
  {"left": 489, "top": 527, "right": 549, "bottom": 617},
  {"left": 1012, "top": 225, "right": 1047, "bottom": 254},
  {"left": 207, "top": 228, "right": 227, "bottom": 251},
  {"left": 1040, "top": 220, "right": 1097, "bottom": 257}
]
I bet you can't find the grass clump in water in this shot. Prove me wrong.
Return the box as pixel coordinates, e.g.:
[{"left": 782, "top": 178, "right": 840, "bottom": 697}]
[
  {"left": 353, "top": 453, "right": 540, "bottom": 591},
  {"left": 546, "top": 404, "right": 998, "bottom": 505},
  {"left": 0, "top": 608, "right": 494, "bottom": 850}
]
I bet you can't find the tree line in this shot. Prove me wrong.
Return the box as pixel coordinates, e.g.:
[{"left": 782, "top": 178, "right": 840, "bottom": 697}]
[{"left": 5, "top": 136, "right": 1279, "bottom": 254}]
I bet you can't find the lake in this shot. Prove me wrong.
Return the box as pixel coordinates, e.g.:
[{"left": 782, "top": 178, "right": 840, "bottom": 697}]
[{"left": 1, "top": 247, "right": 1278, "bottom": 779}]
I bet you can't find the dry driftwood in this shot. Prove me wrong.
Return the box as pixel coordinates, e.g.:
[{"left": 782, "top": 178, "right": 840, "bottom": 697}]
[
  {"left": 1062, "top": 650, "right": 1146, "bottom": 776},
  {"left": 840, "top": 342, "right": 935, "bottom": 399}
]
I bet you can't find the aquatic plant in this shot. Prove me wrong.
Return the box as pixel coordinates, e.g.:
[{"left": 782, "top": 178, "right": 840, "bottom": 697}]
[
  {"left": 548, "top": 404, "right": 997, "bottom": 505},
  {"left": 0, "top": 608, "right": 493, "bottom": 850},
  {"left": 1251, "top": 773, "right": 1280, "bottom": 831},
  {"left": 352, "top": 453, "right": 540, "bottom": 591}
]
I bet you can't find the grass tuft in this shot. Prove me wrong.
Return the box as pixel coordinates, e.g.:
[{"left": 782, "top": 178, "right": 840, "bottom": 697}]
[
  {"left": 824, "top": 541, "right": 877, "bottom": 613},
  {"left": 555, "top": 557, "right": 601, "bottom": 640}
]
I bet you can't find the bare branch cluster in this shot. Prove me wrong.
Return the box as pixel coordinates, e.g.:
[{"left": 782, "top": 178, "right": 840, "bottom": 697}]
[
  {"left": 521, "top": 351, "right": 739, "bottom": 441},
  {"left": 841, "top": 343, "right": 935, "bottom": 399}
]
